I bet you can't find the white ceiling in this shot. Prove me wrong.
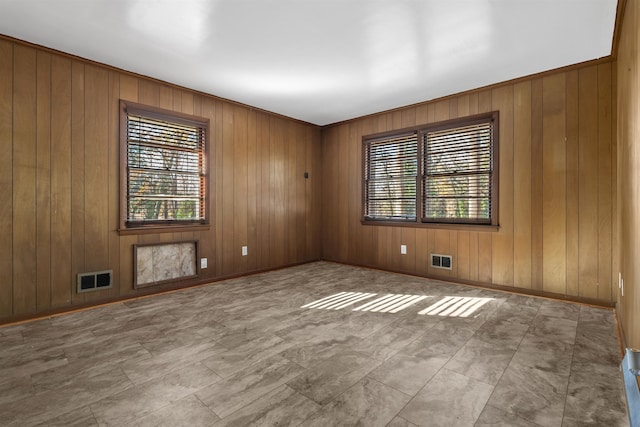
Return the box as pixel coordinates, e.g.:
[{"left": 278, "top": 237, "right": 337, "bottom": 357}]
[{"left": 0, "top": 0, "right": 618, "bottom": 126}]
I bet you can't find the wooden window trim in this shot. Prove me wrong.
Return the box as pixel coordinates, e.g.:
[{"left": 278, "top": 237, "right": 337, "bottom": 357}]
[
  {"left": 362, "top": 111, "right": 499, "bottom": 229},
  {"left": 119, "top": 100, "right": 211, "bottom": 234},
  {"left": 363, "top": 130, "right": 418, "bottom": 221},
  {"left": 360, "top": 219, "right": 499, "bottom": 232}
]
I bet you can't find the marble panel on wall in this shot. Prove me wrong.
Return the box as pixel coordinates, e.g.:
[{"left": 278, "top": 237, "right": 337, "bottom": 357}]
[{"left": 135, "top": 241, "right": 197, "bottom": 288}]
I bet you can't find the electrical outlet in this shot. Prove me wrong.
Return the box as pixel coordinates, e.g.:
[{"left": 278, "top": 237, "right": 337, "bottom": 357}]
[
  {"left": 242, "top": 246, "right": 248, "bottom": 256},
  {"left": 200, "top": 258, "right": 207, "bottom": 269},
  {"left": 619, "top": 272, "right": 622, "bottom": 288},
  {"left": 400, "top": 245, "right": 407, "bottom": 254},
  {"left": 622, "top": 278, "right": 624, "bottom": 297}
]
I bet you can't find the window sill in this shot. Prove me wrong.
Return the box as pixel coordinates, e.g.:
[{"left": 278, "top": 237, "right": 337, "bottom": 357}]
[
  {"left": 361, "top": 219, "right": 499, "bottom": 232},
  {"left": 118, "top": 224, "right": 210, "bottom": 236}
]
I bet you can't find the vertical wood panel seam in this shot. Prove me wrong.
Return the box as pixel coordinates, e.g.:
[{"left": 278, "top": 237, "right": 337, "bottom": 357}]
[
  {"left": 47, "top": 59, "right": 54, "bottom": 305},
  {"left": 35, "top": 51, "right": 39, "bottom": 311},
  {"left": 611, "top": 67, "right": 616, "bottom": 302},
  {"left": 72, "top": 62, "right": 87, "bottom": 299},
  {"left": 107, "top": 73, "right": 111, "bottom": 286},
  {"left": 83, "top": 65, "right": 86, "bottom": 282},
  {"left": 577, "top": 74, "right": 581, "bottom": 297},
  {"left": 233, "top": 111, "right": 237, "bottom": 263},
  {"left": 609, "top": 63, "right": 613, "bottom": 301},
  {"left": 37, "top": 52, "right": 53, "bottom": 310},
  {"left": 510, "top": 87, "right": 515, "bottom": 286},
  {"left": 245, "top": 111, "right": 249, "bottom": 253},
  {"left": 541, "top": 80, "right": 544, "bottom": 292},
  {"left": 597, "top": 66, "right": 600, "bottom": 294},
  {"left": 48, "top": 54, "right": 53, "bottom": 308},
  {"left": 10, "top": 44, "right": 15, "bottom": 315},
  {"left": 106, "top": 75, "right": 113, "bottom": 294},
  {"left": 70, "top": 62, "right": 75, "bottom": 300},
  {"left": 567, "top": 71, "right": 572, "bottom": 296},
  {"left": 531, "top": 78, "right": 543, "bottom": 291},
  {"left": 577, "top": 73, "right": 582, "bottom": 297},
  {"left": 531, "top": 81, "right": 534, "bottom": 290}
]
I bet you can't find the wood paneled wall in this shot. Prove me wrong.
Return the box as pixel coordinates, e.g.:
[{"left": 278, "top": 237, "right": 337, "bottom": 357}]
[
  {"left": 616, "top": 0, "right": 640, "bottom": 349},
  {"left": 0, "top": 37, "right": 322, "bottom": 323},
  {"left": 0, "top": 32, "right": 623, "bottom": 324},
  {"left": 322, "top": 62, "right": 617, "bottom": 305}
]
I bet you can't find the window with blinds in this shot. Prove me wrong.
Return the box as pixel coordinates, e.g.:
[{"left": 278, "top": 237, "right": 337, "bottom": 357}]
[
  {"left": 121, "top": 101, "right": 209, "bottom": 228},
  {"left": 423, "top": 119, "right": 494, "bottom": 223},
  {"left": 364, "top": 132, "right": 418, "bottom": 220},
  {"left": 362, "top": 112, "right": 498, "bottom": 226}
]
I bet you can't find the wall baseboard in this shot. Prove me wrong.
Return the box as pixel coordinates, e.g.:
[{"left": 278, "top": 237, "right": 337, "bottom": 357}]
[
  {"left": 0, "top": 259, "right": 320, "bottom": 328},
  {"left": 321, "top": 259, "right": 616, "bottom": 309}
]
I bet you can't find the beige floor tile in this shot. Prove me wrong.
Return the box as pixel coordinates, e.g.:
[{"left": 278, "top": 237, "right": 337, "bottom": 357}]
[{"left": 0, "top": 262, "right": 627, "bottom": 426}]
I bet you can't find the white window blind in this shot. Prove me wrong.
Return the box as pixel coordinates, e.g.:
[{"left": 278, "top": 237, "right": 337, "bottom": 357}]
[
  {"left": 422, "top": 121, "right": 493, "bottom": 223},
  {"left": 362, "top": 112, "right": 497, "bottom": 226},
  {"left": 364, "top": 132, "right": 418, "bottom": 220},
  {"left": 126, "top": 111, "right": 207, "bottom": 225}
]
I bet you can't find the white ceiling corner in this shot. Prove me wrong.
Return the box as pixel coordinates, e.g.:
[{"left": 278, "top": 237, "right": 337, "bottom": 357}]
[{"left": 0, "top": 0, "right": 618, "bottom": 125}]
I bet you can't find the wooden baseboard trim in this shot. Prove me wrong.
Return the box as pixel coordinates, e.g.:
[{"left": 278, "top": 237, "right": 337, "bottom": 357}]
[
  {"left": 0, "top": 258, "right": 615, "bottom": 328},
  {"left": 321, "top": 259, "right": 616, "bottom": 309},
  {"left": 0, "top": 259, "right": 319, "bottom": 328}
]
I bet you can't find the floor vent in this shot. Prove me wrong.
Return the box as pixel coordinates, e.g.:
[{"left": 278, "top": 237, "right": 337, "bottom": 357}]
[
  {"left": 77, "top": 270, "right": 113, "bottom": 293},
  {"left": 431, "top": 253, "right": 452, "bottom": 270}
]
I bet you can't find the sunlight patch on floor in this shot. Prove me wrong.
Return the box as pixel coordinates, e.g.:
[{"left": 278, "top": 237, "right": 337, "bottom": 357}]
[
  {"left": 300, "top": 292, "right": 377, "bottom": 310},
  {"left": 301, "top": 292, "right": 493, "bottom": 318},
  {"left": 417, "top": 296, "right": 493, "bottom": 317},
  {"left": 352, "top": 294, "right": 429, "bottom": 313}
]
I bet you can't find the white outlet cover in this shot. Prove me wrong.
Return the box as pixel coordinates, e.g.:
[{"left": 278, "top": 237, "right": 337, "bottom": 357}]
[
  {"left": 200, "top": 258, "right": 207, "bottom": 269},
  {"left": 242, "top": 246, "right": 248, "bottom": 256},
  {"left": 619, "top": 272, "right": 622, "bottom": 288},
  {"left": 401, "top": 245, "right": 407, "bottom": 255}
]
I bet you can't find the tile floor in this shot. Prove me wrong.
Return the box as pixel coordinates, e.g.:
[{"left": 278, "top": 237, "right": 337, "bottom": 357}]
[{"left": 0, "top": 262, "right": 629, "bottom": 426}]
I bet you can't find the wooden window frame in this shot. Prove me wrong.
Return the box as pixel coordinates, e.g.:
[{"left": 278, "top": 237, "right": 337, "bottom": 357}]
[
  {"left": 119, "top": 100, "right": 210, "bottom": 235},
  {"left": 362, "top": 111, "right": 499, "bottom": 230},
  {"left": 362, "top": 130, "right": 419, "bottom": 222}
]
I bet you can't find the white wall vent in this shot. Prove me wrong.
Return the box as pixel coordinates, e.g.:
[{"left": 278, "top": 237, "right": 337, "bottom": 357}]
[
  {"left": 431, "top": 254, "right": 452, "bottom": 270},
  {"left": 77, "top": 270, "right": 113, "bottom": 293}
]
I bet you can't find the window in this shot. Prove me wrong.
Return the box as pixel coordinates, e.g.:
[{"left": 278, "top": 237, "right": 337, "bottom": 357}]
[
  {"left": 120, "top": 101, "right": 209, "bottom": 231},
  {"left": 363, "top": 112, "right": 498, "bottom": 227},
  {"left": 364, "top": 132, "right": 418, "bottom": 220}
]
